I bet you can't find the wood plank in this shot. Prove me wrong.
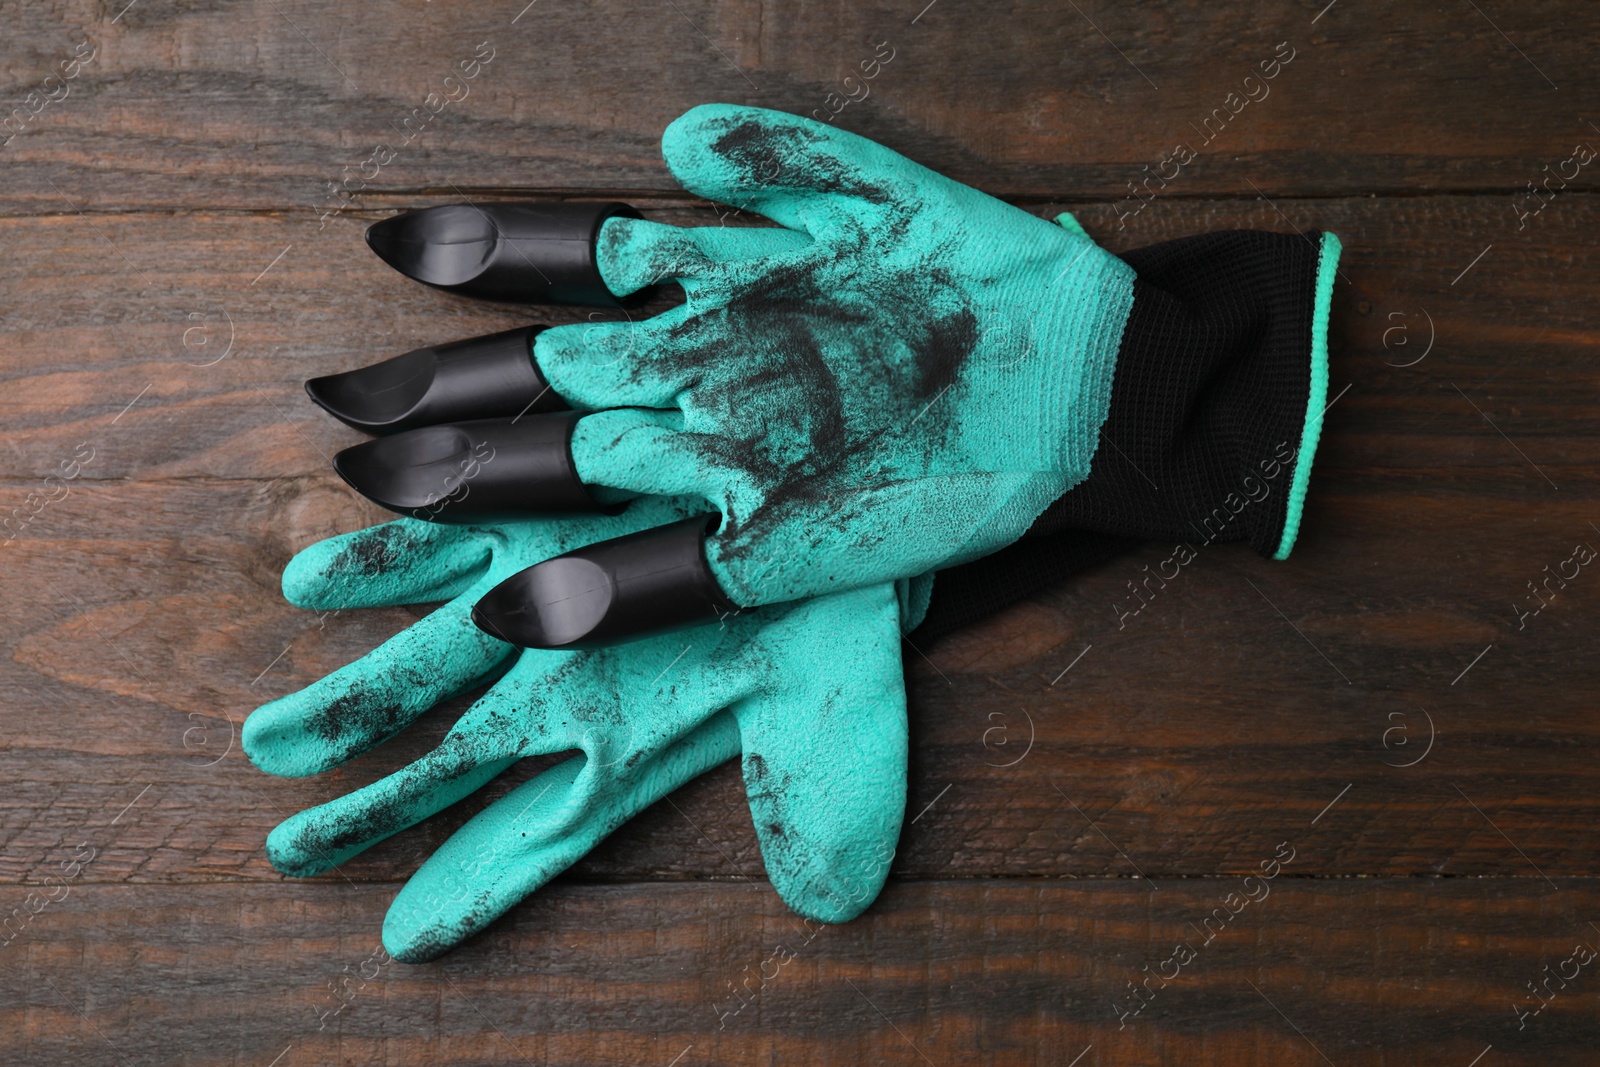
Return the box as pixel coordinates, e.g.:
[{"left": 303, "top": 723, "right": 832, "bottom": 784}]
[
  {"left": 1, "top": 194, "right": 1597, "bottom": 884},
  {"left": 3, "top": 879, "right": 1598, "bottom": 1066},
  {"left": 1, "top": 195, "right": 1594, "bottom": 482},
  {"left": 1, "top": 0, "right": 1597, "bottom": 210},
  {"left": 2, "top": 3, "right": 1594, "bottom": 1061},
  {"left": 4, "top": 474, "right": 1600, "bottom": 883}
]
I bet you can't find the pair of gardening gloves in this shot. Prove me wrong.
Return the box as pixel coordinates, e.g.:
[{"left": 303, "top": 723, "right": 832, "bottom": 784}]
[{"left": 242, "top": 104, "right": 1341, "bottom": 962}]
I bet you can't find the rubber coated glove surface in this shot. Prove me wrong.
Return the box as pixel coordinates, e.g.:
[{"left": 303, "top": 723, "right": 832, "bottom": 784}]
[
  {"left": 536, "top": 103, "right": 1136, "bottom": 609},
  {"left": 243, "top": 496, "right": 917, "bottom": 962}
]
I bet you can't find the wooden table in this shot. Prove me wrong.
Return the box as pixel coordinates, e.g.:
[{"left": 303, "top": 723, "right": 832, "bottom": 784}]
[{"left": 3, "top": 2, "right": 1598, "bottom": 1063}]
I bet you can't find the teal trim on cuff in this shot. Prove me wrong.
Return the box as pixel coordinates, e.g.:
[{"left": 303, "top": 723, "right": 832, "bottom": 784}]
[
  {"left": 1274, "top": 230, "right": 1341, "bottom": 561},
  {"left": 1053, "top": 211, "right": 1091, "bottom": 239}
]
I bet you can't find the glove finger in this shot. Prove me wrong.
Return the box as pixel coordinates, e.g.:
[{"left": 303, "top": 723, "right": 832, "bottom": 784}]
[
  {"left": 567, "top": 407, "right": 723, "bottom": 505},
  {"left": 734, "top": 583, "right": 907, "bottom": 923},
  {"left": 243, "top": 590, "right": 509, "bottom": 777},
  {"left": 265, "top": 735, "right": 520, "bottom": 878},
  {"left": 262, "top": 645, "right": 623, "bottom": 873},
  {"left": 566, "top": 406, "right": 812, "bottom": 614},
  {"left": 382, "top": 712, "right": 741, "bottom": 963},
  {"left": 533, "top": 303, "right": 707, "bottom": 411},
  {"left": 477, "top": 620, "right": 765, "bottom": 808},
  {"left": 596, "top": 216, "right": 810, "bottom": 298},
  {"left": 283, "top": 518, "right": 496, "bottom": 611},
  {"left": 660, "top": 103, "right": 925, "bottom": 235}
]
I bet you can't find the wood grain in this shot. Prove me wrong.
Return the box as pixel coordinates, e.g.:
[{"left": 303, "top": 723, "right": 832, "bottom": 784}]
[
  {"left": 7, "top": 473, "right": 1600, "bottom": 884},
  {"left": 1, "top": 0, "right": 1597, "bottom": 211},
  {"left": 4, "top": 2, "right": 1599, "bottom": 1062},
  {"left": 3, "top": 879, "right": 1598, "bottom": 1066},
  {"left": 1, "top": 195, "right": 1596, "bottom": 888},
  {"left": 1, "top": 195, "right": 1595, "bottom": 484}
]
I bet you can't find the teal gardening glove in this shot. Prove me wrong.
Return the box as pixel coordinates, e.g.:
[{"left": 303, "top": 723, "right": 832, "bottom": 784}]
[
  {"left": 349, "top": 102, "right": 1138, "bottom": 647},
  {"left": 256, "top": 103, "right": 1343, "bottom": 959},
  {"left": 243, "top": 496, "right": 922, "bottom": 962},
  {"left": 357, "top": 103, "right": 1339, "bottom": 648},
  {"left": 541, "top": 102, "right": 1135, "bottom": 617}
]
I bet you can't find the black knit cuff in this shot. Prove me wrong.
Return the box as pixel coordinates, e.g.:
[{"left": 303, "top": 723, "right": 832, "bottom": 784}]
[{"left": 915, "top": 229, "right": 1339, "bottom": 640}]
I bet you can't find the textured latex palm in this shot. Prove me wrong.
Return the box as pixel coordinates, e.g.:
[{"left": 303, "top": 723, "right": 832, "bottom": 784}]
[
  {"left": 242, "top": 495, "right": 915, "bottom": 962},
  {"left": 534, "top": 103, "right": 1135, "bottom": 608}
]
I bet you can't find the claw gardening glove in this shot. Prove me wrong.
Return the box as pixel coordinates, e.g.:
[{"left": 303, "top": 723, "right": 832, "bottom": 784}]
[
  {"left": 355, "top": 104, "right": 1337, "bottom": 647},
  {"left": 246, "top": 219, "right": 1339, "bottom": 958},
  {"left": 243, "top": 495, "right": 923, "bottom": 962},
  {"left": 250, "top": 102, "right": 1342, "bottom": 957},
  {"left": 353, "top": 102, "right": 1138, "bottom": 645},
  {"left": 540, "top": 102, "right": 1135, "bottom": 619},
  {"left": 244, "top": 229, "right": 1336, "bottom": 959}
]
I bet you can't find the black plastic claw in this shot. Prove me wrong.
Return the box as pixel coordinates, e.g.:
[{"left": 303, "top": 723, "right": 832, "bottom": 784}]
[
  {"left": 365, "top": 201, "right": 647, "bottom": 307},
  {"left": 471, "top": 517, "right": 739, "bottom": 649},
  {"left": 331, "top": 413, "right": 606, "bottom": 522},
  {"left": 306, "top": 326, "right": 565, "bottom": 435}
]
